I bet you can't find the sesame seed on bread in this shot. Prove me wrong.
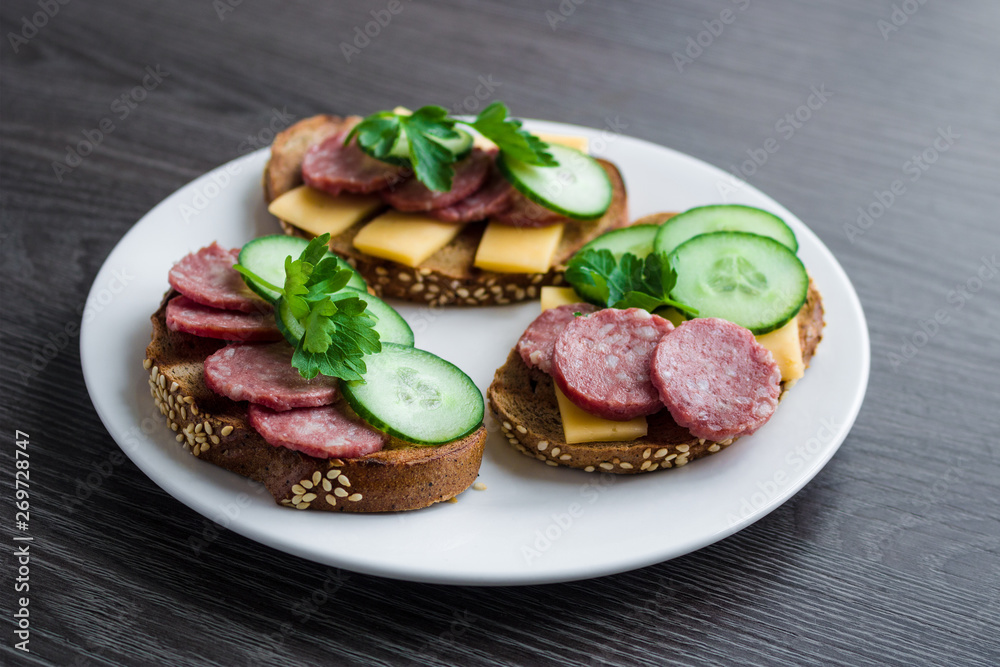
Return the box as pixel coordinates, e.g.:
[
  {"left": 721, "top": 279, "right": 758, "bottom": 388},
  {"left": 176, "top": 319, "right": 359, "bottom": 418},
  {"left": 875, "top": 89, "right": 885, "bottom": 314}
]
[
  {"left": 145, "top": 291, "right": 486, "bottom": 512},
  {"left": 264, "top": 114, "right": 630, "bottom": 307},
  {"left": 487, "top": 281, "right": 824, "bottom": 474}
]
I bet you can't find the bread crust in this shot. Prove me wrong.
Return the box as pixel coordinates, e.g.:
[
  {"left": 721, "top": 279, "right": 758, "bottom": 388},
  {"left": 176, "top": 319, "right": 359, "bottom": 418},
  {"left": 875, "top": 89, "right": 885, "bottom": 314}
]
[
  {"left": 264, "top": 114, "right": 630, "bottom": 307},
  {"left": 145, "top": 292, "right": 486, "bottom": 512},
  {"left": 487, "top": 281, "right": 825, "bottom": 474}
]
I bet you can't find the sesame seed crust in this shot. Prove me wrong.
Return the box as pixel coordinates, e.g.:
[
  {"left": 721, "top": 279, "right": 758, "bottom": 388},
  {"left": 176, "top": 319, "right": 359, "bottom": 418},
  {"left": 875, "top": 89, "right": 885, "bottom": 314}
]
[
  {"left": 487, "top": 279, "right": 824, "bottom": 474},
  {"left": 146, "top": 290, "right": 486, "bottom": 512}
]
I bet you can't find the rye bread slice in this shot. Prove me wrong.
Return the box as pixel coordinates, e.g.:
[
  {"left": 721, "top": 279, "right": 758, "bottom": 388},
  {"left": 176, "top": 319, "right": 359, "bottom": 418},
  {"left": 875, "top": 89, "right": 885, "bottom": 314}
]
[
  {"left": 487, "top": 281, "right": 824, "bottom": 474},
  {"left": 145, "top": 291, "right": 486, "bottom": 512},
  {"left": 264, "top": 114, "right": 630, "bottom": 307}
]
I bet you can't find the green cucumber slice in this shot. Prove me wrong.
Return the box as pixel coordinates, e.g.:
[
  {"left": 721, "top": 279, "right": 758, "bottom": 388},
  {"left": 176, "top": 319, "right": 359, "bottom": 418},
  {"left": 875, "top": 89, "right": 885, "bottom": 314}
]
[
  {"left": 497, "top": 144, "right": 612, "bottom": 221},
  {"left": 668, "top": 231, "right": 808, "bottom": 335},
  {"left": 342, "top": 343, "right": 484, "bottom": 445},
  {"left": 578, "top": 224, "right": 659, "bottom": 259},
  {"left": 275, "top": 288, "right": 414, "bottom": 347},
  {"left": 654, "top": 205, "right": 798, "bottom": 256},
  {"left": 238, "top": 235, "right": 365, "bottom": 302},
  {"left": 363, "top": 127, "right": 474, "bottom": 166}
]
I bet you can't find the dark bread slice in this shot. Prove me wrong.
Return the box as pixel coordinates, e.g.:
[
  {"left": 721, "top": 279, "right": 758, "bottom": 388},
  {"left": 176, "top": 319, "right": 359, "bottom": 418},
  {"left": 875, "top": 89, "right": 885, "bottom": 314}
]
[
  {"left": 145, "top": 292, "right": 486, "bottom": 512},
  {"left": 264, "top": 115, "right": 630, "bottom": 307},
  {"left": 487, "top": 281, "right": 824, "bottom": 474}
]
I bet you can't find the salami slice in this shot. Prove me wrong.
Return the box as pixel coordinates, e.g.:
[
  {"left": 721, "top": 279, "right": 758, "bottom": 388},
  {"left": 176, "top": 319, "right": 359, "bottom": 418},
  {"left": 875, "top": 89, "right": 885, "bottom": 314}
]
[
  {"left": 248, "top": 404, "right": 386, "bottom": 459},
  {"left": 491, "top": 189, "right": 569, "bottom": 228},
  {"left": 552, "top": 308, "right": 674, "bottom": 420},
  {"left": 428, "top": 163, "right": 514, "bottom": 223},
  {"left": 165, "top": 295, "right": 282, "bottom": 342},
  {"left": 517, "top": 303, "right": 597, "bottom": 374},
  {"left": 302, "top": 128, "right": 405, "bottom": 196},
  {"left": 204, "top": 342, "right": 338, "bottom": 411},
  {"left": 380, "top": 148, "right": 493, "bottom": 212},
  {"left": 650, "top": 318, "right": 781, "bottom": 442},
  {"left": 168, "top": 243, "right": 265, "bottom": 313}
]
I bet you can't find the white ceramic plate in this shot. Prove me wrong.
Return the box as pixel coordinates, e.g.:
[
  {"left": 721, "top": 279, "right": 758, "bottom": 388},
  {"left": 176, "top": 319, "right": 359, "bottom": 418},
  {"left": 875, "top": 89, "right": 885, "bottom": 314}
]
[{"left": 81, "top": 120, "right": 869, "bottom": 586}]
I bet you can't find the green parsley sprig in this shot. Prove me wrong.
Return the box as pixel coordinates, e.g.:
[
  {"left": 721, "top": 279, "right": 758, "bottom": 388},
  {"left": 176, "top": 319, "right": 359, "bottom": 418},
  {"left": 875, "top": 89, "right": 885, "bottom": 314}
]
[
  {"left": 564, "top": 249, "right": 698, "bottom": 315},
  {"left": 347, "top": 101, "right": 557, "bottom": 192},
  {"left": 234, "top": 234, "right": 381, "bottom": 381}
]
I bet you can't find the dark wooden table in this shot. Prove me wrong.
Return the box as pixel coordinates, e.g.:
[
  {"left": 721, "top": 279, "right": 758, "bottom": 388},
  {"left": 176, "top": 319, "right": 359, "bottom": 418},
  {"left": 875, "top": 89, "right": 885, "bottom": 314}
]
[{"left": 3, "top": 1, "right": 998, "bottom": 665}]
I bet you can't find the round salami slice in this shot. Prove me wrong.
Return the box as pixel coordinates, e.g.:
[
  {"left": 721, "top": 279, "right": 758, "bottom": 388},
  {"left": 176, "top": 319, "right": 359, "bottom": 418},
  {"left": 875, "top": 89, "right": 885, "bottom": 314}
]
[
  {"left": 168, "top": 242, "right": 265, "bottom": 313},
  {"left": 165, "top": 295, "right": 282, "bottom": 342},
  {"left": 380, "top": 148, "right": 493, "bottom": 212},
  {"left": 248, "top": 404, "right": 386, "bottom": 459},
  {"left": 552, "top": 308, "right": 675, "bottom": 420},
  {"left": 650, "top": 317, "right": 781, "bottom": 442},
  {"left": 302, "top": 129, "right": 405, "bottom": 196},
  {"left": 517, "top": 303, "right": 597, "bottom": 375},
  {"left": 491, "top": 189, "right": 569, "bottom": 228},
  {"left": 428, "top": 163, "right": 514, "bottom": 223},
  {"left": 204, "top": 342, "right": 339, "bottom": 411}
]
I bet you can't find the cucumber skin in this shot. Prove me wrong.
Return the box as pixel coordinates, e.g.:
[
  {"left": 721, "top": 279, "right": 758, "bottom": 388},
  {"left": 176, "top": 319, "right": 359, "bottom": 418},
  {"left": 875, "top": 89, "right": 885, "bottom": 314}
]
[
  {"left": 341, "top": 343, "right": 484, "bottom": 445},
  {"left": 654, "top": 204, "right": 798, "bottom": 256},
  {"left": 238, "top": 235, "right": 366, "bottom": 303},
  {"left": 496, "top": 147, "right": 613, "bottom": 221},
  {"left": 668, "top": 231, "right": 808, "bottom": 335},
  {"left": 578, "top": 224, "right": 659, "bottom": 258}
]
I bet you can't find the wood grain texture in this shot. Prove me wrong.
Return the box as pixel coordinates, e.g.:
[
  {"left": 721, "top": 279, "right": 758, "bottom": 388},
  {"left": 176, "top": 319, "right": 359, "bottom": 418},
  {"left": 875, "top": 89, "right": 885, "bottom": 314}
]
[{"left": 2, "top": 0, "right": 998, "bottom": 665}]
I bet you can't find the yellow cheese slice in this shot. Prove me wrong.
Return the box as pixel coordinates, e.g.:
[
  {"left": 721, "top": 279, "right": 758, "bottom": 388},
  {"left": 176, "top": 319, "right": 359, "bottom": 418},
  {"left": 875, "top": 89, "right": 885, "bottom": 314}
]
[
  {"left": 353, "top": 211, "right": 463, "bottom": 267},
  {"left": 540, "top": 286, "right": 584, "bottom": 311},
  {"left": 474, "top": 222, "right": 564, "bottom": 274},
  {"left": 535, "top": 133, "right": 589, "bottom": 153},
  {"left": 392, "top": 106, "right": 412, "bottom": 116},
  {"left": 554, "top": 387, "right": 647, "bottom": 444},
  {"left": 267, "top": 186, "right": 383, "bottom": 238},
  {"left": 755, "top": 317, "right": 804, "bottom": 383}
]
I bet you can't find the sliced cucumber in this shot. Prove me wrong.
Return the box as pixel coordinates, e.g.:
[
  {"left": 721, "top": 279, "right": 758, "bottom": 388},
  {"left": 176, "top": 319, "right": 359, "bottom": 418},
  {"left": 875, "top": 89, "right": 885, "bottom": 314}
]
[
  {"left": 497, "top": 144, "right": 612, "bottom": 221},
  {"left": 275, "top": 288, "right": 414, "bottom": 347},
  {"left": 668, "top": 231, "right": 808, "bottom": 335},
  {"left": 238, "top": 235, "right": 365, "bottom": 302},
  {"left": 334, "top": 288, "right": 413, "bottom": 346},
  {"left": 342, "top": 343, "right": 484, "bottom": 445},
  {"left": 364, "top": 127, "right": 475, "bottom": 166},
  {"left": 654, "top": 205, "right": 798, "bottom": 256},
  {"left": 578, "top": 224, "right": 659, "bottom": 259}
]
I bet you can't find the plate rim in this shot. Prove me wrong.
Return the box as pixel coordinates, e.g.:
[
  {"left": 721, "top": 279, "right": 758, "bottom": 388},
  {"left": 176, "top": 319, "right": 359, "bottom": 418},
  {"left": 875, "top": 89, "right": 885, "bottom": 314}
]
[{"left": 80, "top": 120, "right": 870, "bottom": 585}]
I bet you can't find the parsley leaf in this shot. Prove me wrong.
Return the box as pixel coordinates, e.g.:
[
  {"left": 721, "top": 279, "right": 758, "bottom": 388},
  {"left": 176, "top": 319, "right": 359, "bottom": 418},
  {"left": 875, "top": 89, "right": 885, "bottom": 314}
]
[
  {"left": 405, "top": 106, "right": 461, "bottom": 192},
  {"left": 233, "top": 232, "right": 382, "bottom": 381},
  {"left": 468, "top": 101, "right": 556, "bottom": 166},
  {"left": 293, "top": 294, "right": 381, "bottom": 381},
  {"left": 347, "top": 102, "right": 558, "bottom": 192},
  {"left": 565, "top": 249, "right": 697, "bottom": 314}
]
